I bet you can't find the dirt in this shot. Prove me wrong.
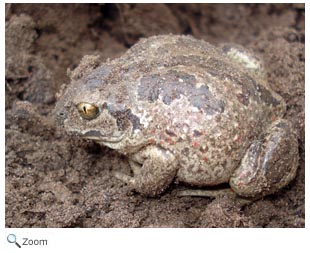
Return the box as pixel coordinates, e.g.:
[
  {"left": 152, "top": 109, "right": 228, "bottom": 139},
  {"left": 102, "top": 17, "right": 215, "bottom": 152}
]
[{"left": 5, "top": 3, "right": 305, "bottom": 228}]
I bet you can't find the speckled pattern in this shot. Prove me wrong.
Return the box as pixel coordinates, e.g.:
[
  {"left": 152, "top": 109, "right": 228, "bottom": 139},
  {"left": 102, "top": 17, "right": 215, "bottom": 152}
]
[{"left": 55, "top": 35, "right": 298, "bottom": 197}]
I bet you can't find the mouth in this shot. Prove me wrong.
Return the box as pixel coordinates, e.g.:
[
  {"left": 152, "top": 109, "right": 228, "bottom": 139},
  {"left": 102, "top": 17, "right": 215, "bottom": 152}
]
[{"left": 81, "top": 130, "right": 126, "bottom": 143}]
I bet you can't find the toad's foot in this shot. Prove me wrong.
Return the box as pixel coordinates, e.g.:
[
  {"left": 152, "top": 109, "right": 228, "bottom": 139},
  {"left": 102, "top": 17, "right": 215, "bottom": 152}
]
[
  {"left": 114, "top": 146, "right": 178, "bottom": 197},
  {"left": 178, "top": 189, "right": 254, "bottom": 205},
  {"left": 229, "top": 119, "right": 299, "bottom": 198},
  {"left": 179, "top": 188, "right": 235, "bottom": 198}
]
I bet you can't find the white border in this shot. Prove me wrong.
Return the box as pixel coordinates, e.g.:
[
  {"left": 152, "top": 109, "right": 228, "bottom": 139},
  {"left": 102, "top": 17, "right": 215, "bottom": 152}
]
[
  {"left": 2, "top": 1, "right": 308, "bottom": 253},
  {"left": 2, "top": 0, "right": 308, "bottom": 3},
  {"left": 0, "top": 228, "right": 309, "bottom": 252}
]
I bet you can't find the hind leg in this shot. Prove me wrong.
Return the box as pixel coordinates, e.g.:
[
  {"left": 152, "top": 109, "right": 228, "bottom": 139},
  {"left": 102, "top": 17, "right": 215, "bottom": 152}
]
[
  {"left": 179, "top": 119, "right": 298, "bottom": 201},
  {"left": 229, "top": 119, "right": 299, "bottom": 198}
]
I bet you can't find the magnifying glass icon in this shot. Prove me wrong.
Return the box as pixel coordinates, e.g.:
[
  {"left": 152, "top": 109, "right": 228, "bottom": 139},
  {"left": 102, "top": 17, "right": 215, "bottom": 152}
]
[{"left": 7, "top": 234, "right": 21, "bottom": 248}]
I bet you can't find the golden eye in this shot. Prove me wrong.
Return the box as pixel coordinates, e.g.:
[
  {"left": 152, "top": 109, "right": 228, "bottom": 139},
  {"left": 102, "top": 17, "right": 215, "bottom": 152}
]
[{"left": 76, "top": 102, "right": 100, "bottom": 120}]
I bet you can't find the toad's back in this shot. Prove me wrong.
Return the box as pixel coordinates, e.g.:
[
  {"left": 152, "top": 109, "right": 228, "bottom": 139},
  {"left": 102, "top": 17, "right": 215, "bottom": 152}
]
[{"left": 104, "top": 35, "right": 286, "bottom": 185}]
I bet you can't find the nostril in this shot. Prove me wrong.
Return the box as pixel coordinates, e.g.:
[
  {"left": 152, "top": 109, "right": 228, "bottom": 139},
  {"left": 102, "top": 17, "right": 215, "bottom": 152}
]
[
  {"left": 102, "top": 102, "right": 108, "bottom": 110},
  {"left": 57, "top": 110, "right": 67, "bottom": 120}
]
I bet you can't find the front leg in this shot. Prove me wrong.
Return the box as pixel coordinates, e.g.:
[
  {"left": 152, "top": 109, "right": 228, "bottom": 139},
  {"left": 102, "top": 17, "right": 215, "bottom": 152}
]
[{"left": 114, "top": 146, "right": 178, "bottom": 196}]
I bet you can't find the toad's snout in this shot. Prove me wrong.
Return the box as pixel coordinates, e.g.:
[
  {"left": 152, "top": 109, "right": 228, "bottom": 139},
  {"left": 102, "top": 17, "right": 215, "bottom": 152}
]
[{"left": 53, "top": 105, "right": 69, "bottom": 127}]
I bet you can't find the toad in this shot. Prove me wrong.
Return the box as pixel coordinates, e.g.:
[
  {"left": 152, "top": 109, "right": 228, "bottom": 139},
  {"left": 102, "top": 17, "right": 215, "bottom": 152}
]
[{"left": 55, "top": 35, "right": 298, "bottom": 198}]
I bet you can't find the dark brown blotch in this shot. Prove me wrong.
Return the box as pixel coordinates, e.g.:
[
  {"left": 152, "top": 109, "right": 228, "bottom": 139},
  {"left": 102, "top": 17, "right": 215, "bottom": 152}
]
[
  {"left": 181, "top": 147, "right": 190, "bottom": 156},
  {"left": 199, "top": 146, "right": 209, "bottom": 153},
  {"left": 165, "top": 129, "right": 177, "bottom": 137},
  {"left": 138, "top": 70, "right": 225, "bottom": 115},
  {"left": 193, "top": 130, "right": 203, "bottom": 137},
  {"left": 106, "top": 104, "right": 142, "bottom": 131}
]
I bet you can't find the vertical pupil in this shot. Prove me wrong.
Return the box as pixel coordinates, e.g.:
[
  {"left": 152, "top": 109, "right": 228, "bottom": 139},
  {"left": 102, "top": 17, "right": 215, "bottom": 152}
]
[{"left": 83, "top": 106, "right": 87, "bottom": 114}]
